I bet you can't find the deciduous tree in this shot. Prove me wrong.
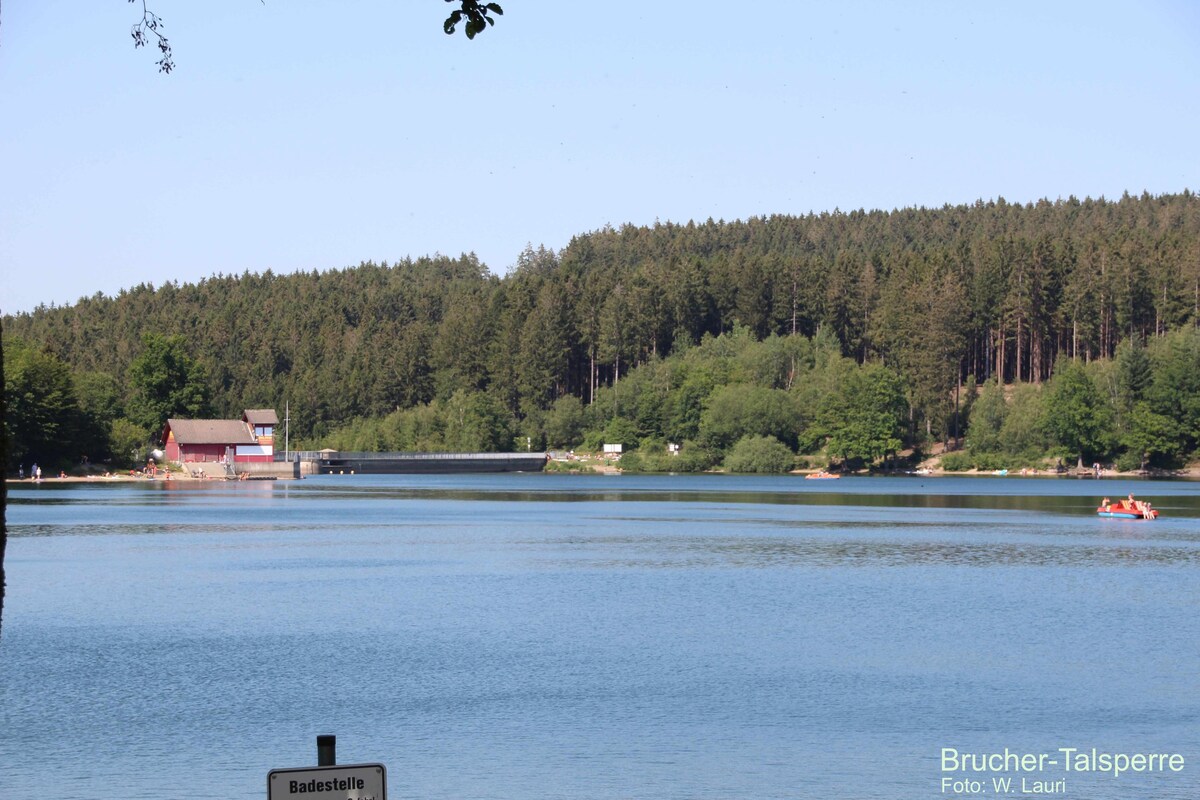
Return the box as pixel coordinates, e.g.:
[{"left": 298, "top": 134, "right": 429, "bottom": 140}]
[
  {"left": 127, "top": 333, "right": 212, "bottom": 432},
  {"left": 4, "top": 340, "right": 87, "bottom": 470},
  {"left": 1043, "top": 361, "right": 1113, "bottom": 467},
  {"left": 820, "top": 362, "right": 905, "bottom": 465}
]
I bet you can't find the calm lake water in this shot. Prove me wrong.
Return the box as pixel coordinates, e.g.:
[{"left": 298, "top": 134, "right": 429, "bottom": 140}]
[{"left": 3, "top": 474, "right": 1199, "bottom": 799}]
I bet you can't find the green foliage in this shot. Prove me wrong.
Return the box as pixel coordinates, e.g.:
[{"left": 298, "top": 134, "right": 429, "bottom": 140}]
[
  {"left": 442, "top": 390, "right": 513, "bottom": 452},
  {"left": 998, "top": 384, "right": 1049, "bottom": 457},
  {"left": 956, "top": 374, "right": 977, "bottom": 439},
  {"left": 615, "top": 450, "right": 645, "bottom": 472},
  {"left": 514, "top": 407, "right": 546, "bottom": 452},
  {"left": 620, "top": 441, "right": 719, "bottom": 473},
  {"left": 670, "top": 444, "right": 721, "bottom": 472},
  {"left": 109, "top": 418, "right": 152, "bottom": 468},
  {"left": 972, "top": 452, "right": 1016, "bottom": 471},
  {"left": 386, "top": 403, "right": 445, "bottom": 451},
  {"left": 819, "top": 362, "right": 905, "bottom": 464},
  {"left": 1145, "top": 327, "right": 1200, "bottom": 450},
  {"left": 542, "top": 458, "right": 595, "bottom": 474},
  {"left": 4, "top": 339, "right": 88, "bottom": 469},
  {"left": 601, "top": 417, "right": 641, "bottom": 451},
  {"left": 1113, "top": 450, "right": 1142, "bottom": 473},
  {"left": 872, "top": 256, "right": 968, "bottom": 439},
  {"left": 939, "top": 451, "right": 974, "bottom": 472},
  {"left": 72, "top": 371, "right": 124, "bottom": 462},
  {"left": 665, "top": 371, "right": 713, "bottom": 442},
  {"left": 723, "top": 435, "right": 795, "bottom": 473},
  {"left": 699, "top": 384, "right": 801, "bottom": 450},
  {"left": 958, "top": 382, "right": 1049, "bottom": 464},
  {"left": 939, "top": 451, "right": 1015, "bottom": 472},
  {"left": 967, "top": 381, "right": 1007, "bottom": 453},
  {"left": 580, "top": 428, "right": 606, "bottom": 453},
  {"left": 319, "top": 391, "right": 515, "bottom": 453},
  {"left": 75, "top": 371, "right": 123, "bottom": 429},
  {"left": 6, "top": 194, "right": 1200, "bottom": 466},
  {"left": 1043, "top": 361, "right": 1114, "bottom": 465},
  {"left": 1114, "top": 337, "right": 1153, "bottom": 413},
  {"left": 127, "top": 333, "right": 212, "bottom": 432},
  {"left": 1122, "top": 402, "right": 1181, "bottom": 469},
  {"left": 739, "top": 333, "right": 812, "bottom": 389},
  {"left": 620, "top": 441, "right": 663, "bottom": 473}
]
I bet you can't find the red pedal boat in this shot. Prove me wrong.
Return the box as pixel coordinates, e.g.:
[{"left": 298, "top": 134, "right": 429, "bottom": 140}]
[{"left": 1097, "top": 496, "right": 1158, "bottom": 519}]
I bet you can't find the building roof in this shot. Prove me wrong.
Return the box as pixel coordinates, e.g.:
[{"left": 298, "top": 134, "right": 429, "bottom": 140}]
[
  {"left": 243, "top": 409, "right": 279, "bottom": 425},
  {"left": 167, "top": 419, "right": 258, "bottom": 445}
]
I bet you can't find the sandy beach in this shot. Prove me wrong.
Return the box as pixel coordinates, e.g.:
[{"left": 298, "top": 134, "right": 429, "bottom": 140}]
[
  {"left": 7, "top": 460, "right": 1199, "bottom": 486},
  {"left": 7, "top": 469, "right": 210, "bottom": 485}
]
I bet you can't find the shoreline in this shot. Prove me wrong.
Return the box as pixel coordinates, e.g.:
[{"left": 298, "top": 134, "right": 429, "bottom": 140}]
[
  {"left": 7, "top": 472, "right": 205, "bottom": 485},
  {"left": 15, "top": 472, "right": 1199, "bottom": 486},
  {"left": 8, "top": 462, "right": 1200, "bottom": 486}
]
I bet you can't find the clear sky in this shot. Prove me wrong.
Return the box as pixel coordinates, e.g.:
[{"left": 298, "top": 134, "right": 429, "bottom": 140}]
[{"left": 2, "top": 1, "right": 1198, "bottom": 314}]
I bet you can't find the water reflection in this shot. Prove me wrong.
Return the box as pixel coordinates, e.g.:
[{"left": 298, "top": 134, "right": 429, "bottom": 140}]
[
  {"left": 4, "top": 473, "right": 1199, "bottom": 800},
  {"left": 533, "top": 536, "right": 1200, "bottom": 569},
  {"left": 11, "top": 473, "right": 1200, "bottom": 512}
]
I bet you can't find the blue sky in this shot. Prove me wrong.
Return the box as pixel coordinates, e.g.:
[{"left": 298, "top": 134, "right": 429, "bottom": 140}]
[{"left": 2, "top": 1, "right": 1198, "bottom": 313}]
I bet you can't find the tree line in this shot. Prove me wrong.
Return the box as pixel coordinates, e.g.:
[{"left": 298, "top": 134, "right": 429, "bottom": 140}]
[
  {"left": 315, "top": 324, "right": 1200, "bottom": 474},
  {"left": 4, "top": 191, "right": 1200, "bottom": 471}
]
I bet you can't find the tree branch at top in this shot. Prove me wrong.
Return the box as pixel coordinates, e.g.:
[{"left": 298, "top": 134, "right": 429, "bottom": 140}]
[
  {"left": 129, "top": 0, "right": 173, "bottom": 73},
  {"left": 128, "top": 1, "right": 505, "bottom": 74}
]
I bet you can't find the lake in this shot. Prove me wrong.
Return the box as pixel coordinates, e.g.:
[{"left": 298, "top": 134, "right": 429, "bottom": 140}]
[{"left": 3, "top": 474, "right": 1198, "bottom": 799}]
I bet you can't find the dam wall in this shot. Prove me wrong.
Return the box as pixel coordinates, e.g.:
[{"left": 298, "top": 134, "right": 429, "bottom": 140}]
[{"left": 288, "top": 451, "right": 548, "bottom": 475}]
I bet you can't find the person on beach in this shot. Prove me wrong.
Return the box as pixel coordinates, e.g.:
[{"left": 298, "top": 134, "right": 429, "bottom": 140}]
[
  {"left": 35, "top": 464, "right": 42, "bottom": 481},
  {"left": 18, "top": 465, "right": 24, "bottom": 479}
]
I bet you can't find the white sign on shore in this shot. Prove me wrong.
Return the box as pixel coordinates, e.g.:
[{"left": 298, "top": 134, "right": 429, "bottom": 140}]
[{"left": 268, "top": 763, "right": 386, "bottom": 800}]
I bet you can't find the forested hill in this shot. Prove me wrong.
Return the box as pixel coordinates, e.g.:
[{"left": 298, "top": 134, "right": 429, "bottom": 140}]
[{"left": 6, "top": 191, "right": 1200, "bottom": 445}]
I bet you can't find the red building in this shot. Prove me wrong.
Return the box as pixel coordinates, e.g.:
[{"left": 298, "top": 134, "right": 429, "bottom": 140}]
[
  {"left": 242, "top": 409, "right": 278, "bottom": 460},
  {"left": 163, "top": 409, "right": 278, "bottom": 464}
]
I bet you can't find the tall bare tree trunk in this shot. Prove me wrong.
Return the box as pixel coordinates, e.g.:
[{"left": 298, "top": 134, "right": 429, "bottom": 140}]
[
  {"left": 1032, "top": 322, "right": 1042, "bottom": 383},
  {"left": 984, "top": 326, "right": 992, "bottom": 381},
  {"left": 951, "top": 370, "right": 961, "bottom": 447},
  {"left": 1101, "top": 294, "right": 1110, "bottom": 359},
  {"left": 1, "top": 321, "right": 8, "bottom": 639},
  {"left": 1015, "top": 315, "right": 1023, "bottom": 382},
  {"left": 791, "top": 273, "right": 798, "bottom": 336},
  {"left": 996, "top": 320, "right": 1005, "bottom": 384},
  {"left": 589, "top": 350, "right": 596, "bottom": 405}
]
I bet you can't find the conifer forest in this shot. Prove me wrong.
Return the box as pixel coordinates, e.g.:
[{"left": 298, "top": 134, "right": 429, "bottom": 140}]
[{"left": 5, "top": 192, "right": 1200, "bottom": 473}]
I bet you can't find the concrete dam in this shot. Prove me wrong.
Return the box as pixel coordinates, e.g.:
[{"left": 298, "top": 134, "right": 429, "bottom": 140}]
[{"left": 294, "top": 451, "right": 548, "bottom": 475}]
